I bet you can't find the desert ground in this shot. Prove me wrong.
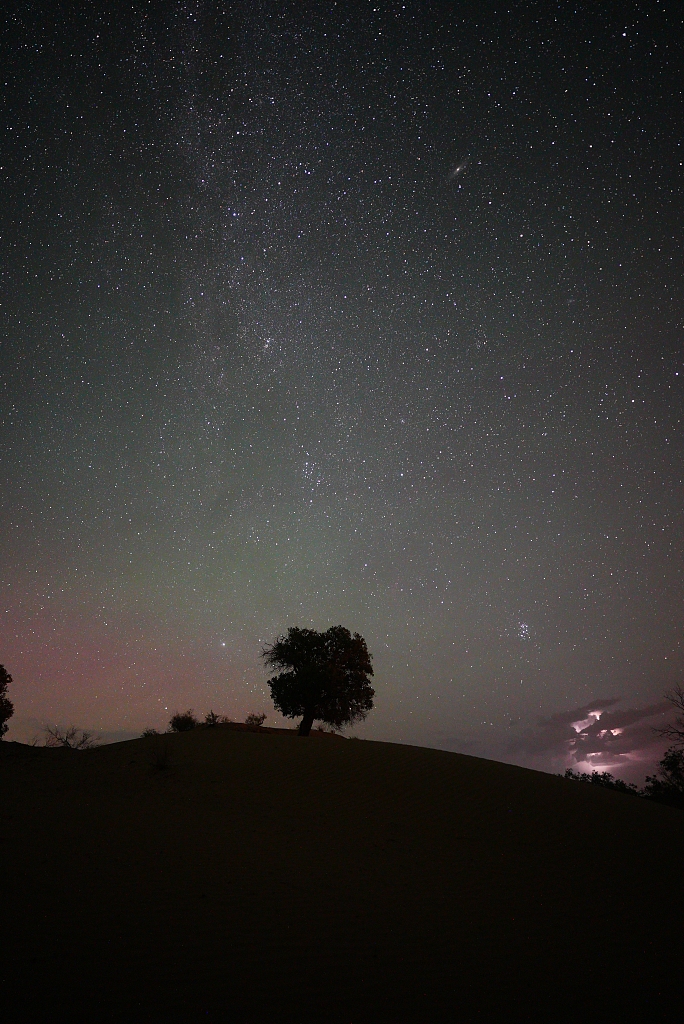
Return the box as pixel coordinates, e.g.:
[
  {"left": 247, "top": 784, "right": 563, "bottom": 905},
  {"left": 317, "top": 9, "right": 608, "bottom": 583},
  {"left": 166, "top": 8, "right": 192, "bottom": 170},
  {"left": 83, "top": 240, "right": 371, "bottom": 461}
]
[{"left": 2, "top": 726, "right": 683, "bottom": 1022}]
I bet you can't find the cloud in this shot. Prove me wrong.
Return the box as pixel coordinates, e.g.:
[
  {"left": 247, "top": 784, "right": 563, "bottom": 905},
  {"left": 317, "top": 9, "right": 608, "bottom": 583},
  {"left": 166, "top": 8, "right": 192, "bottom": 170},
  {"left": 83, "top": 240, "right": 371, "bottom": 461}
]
[{"left": 507, "top": 698, "right": 672, "bottom": 782}]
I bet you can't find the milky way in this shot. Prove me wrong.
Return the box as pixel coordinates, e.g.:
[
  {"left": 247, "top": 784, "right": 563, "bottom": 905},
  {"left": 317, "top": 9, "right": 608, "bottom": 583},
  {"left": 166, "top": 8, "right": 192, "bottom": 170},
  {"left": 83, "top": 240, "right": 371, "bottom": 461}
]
[{"left": 1, "top": 1, "right": 682, "bottom": 779}]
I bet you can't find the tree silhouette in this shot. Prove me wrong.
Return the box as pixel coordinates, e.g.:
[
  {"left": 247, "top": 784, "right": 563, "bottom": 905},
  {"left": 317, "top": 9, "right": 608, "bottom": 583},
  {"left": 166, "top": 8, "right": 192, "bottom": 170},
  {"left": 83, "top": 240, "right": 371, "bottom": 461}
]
[
  {"left": 643, "top": 748, "right": 684, "bottom": 809},
  {"left": 43, "top": 725, "right": 100, "bottom": 749},
  {"left": 0, "top": 665, "right": 14, "bottom": 739},
  {"left": 656, "top": 684, "right": 684, "bottom": 746},
  {"left": 262, "top": 626, "right": 374, "bottom": 736}
]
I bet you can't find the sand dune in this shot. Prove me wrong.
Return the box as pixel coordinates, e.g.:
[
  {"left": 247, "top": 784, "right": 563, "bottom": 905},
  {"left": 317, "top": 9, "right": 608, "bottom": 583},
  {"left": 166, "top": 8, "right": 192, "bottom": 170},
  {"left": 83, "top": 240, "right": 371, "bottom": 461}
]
[{"left": 2, "top": 727, "right": 682, "bottom": 1022}]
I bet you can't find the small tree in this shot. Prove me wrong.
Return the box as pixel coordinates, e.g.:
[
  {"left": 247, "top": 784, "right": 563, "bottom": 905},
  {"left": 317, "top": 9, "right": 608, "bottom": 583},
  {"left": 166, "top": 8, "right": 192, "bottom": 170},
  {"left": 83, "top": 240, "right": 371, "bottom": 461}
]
[
  {"left": 262, "top": 625, "right": 374, "bottom": 736},
  {"left": 169, "top": 710, "right": 199, "bottom": 732},
  {"left": 0, "top": 665, "right": 14, "bottom": 739}
]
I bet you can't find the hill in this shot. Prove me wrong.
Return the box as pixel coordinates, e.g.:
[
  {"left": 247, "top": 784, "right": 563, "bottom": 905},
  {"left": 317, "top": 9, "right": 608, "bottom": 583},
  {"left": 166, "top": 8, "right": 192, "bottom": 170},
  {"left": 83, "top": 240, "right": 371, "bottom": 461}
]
[{"left": 2, "top": 727, "right": 683, "bottom": 1022}]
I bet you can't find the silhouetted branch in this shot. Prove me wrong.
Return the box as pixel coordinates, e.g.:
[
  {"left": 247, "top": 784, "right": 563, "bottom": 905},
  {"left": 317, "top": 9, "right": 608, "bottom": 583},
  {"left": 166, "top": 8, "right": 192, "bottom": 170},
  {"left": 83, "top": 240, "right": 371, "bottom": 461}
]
[
  {"left": 44, "top": 725, "right": 101, "bottom": 749},
  {"left": 655, "top": 684, "right": 684, "bottom": 746}
]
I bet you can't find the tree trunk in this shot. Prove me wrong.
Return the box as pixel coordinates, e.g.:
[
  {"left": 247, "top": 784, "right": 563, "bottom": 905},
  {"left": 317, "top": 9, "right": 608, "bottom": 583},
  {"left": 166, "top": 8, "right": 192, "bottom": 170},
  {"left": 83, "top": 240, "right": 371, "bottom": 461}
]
[{"left": 299, "top": 711, "right": 315, "bottom": 736}]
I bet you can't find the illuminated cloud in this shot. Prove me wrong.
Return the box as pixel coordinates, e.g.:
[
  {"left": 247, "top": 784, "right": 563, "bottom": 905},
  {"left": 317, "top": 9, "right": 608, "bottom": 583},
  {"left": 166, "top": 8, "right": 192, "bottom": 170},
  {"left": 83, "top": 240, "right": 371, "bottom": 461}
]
[{"left": 508, "top": 698, "right": 672, "bottom": 781}]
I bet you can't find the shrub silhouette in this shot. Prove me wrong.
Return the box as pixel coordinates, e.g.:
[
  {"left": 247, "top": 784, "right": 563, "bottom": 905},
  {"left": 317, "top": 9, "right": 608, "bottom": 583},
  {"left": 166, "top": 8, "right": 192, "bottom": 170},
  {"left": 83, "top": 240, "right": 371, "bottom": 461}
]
[
  {"left": 563, "top": 768, "right": 640, "bottom": 794},
  {"left": 245, "top": 713, "right": 267, "bottom": 727},
  {"left": 169, "top": 710, "right": 199, "bottom": 733}
]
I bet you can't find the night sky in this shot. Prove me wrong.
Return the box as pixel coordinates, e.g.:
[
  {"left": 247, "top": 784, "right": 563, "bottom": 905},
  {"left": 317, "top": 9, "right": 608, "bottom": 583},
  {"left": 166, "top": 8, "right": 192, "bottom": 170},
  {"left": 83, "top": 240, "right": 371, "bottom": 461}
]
[{"left": 2, "top": 1, "right": 682, "bottom": 781}]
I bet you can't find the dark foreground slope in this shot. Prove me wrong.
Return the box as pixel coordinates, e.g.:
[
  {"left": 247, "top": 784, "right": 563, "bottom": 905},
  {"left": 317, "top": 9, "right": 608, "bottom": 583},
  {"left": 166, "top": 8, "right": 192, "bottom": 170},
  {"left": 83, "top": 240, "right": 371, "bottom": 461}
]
[{"left": 2, "top": 728, "right": 682, "bottom": 1023}]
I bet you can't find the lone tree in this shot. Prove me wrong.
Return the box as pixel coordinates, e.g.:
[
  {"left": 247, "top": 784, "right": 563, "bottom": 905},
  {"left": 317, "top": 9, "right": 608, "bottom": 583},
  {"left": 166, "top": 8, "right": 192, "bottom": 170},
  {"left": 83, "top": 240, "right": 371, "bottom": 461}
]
[
  {"left": 262, "top": 626, "right": 374, "bottom": 736},
  {"left": 0, "top": 665, "right": 14, "bottom": 739}
]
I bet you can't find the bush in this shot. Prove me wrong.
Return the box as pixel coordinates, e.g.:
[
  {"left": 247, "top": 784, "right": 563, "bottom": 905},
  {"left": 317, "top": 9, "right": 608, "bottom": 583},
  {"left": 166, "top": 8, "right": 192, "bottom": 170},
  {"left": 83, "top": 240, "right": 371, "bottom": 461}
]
[
  {"left": 141, "top": 727, "right": 159, "bottom": 737},
  {"left": 245, "top": 712, "right": 267, "bottom": 727},
  {"left": 204, "top": 710, "right": 221, "bottom": 727},
  {"left": 169, "top": 710, "right": 199, "bottom": 733}
]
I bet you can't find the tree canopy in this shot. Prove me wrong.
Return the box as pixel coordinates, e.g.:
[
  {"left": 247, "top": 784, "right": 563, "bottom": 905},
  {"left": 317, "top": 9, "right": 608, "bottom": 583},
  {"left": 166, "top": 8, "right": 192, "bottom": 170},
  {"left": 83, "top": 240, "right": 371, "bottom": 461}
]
[
  {"left": 0, "top": 664, "right": 14, "bottom": 739},
  {"left": 262, "top": 625, "right": 374, "bottom": 736}
]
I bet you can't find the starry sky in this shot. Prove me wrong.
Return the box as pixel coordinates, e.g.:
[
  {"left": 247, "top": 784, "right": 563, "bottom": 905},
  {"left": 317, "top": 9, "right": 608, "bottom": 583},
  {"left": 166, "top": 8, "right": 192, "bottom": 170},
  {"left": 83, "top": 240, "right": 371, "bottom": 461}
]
[{"left": 1, "top": 0, "right": 682, "bottom": 781}]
